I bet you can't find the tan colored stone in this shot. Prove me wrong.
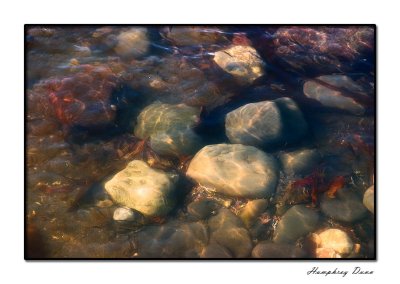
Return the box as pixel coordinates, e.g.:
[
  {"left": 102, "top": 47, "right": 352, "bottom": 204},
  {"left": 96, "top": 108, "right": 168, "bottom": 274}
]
[
  {"left": 114, "top": 28, "right": 149, "bottom": 58},
  {"left": 363, "top": 185, "right": 374, "bottom": 214},
  {"left": 318, "top": 228, "right": 354, "bottom": 255},
  {"left": 239, "top": 199, "right": 269, "bottom": 228},
  {"left": 316, "top": 248, "right": 341, "bottom": 258},
  {"left": 214, "top": 45, "right": 265, "bottom": 84},
  {"left": 105, "top": 160, "right": 178, "bottom": 217},
  {"left": 187, "top": 144, "right": 279, "bottom": 199}
]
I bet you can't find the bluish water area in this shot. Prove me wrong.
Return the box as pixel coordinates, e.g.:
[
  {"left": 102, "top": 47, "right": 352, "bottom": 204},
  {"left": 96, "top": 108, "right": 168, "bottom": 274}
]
[{"left": 26, "top": 25, "right": 375, "bottom": 259}]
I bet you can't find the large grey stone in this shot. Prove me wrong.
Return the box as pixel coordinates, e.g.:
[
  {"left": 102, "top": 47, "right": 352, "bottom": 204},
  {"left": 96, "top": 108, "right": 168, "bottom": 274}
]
[
  {"left": 279, "top": 148, "right": 321, "bottom": 176},
  {"left": 187, "top": 144, "right": 279, "bottom": 199},
  {"left": 213, "top": 45, "right": 265, "bottom": 84},
  {"left": 320, "top": 188, "right": 367, "bottom": 222},
  {"left": 273, "top": 205, "right": 320, "bottom": 244},
  {"left": 303, "top": 75, "right": 368, "bottom": 115},
  {"left": 225, "top": 98, "right": 307, "bottom": 148},
  {"left": 134, "top": 102, "right": 202, "bottom": 157},
  {"left": 208, "top": 209, "right": 253, "bottom": 258},
  {"left": 105, "top": 160, "right": 178, "bottom": 217}
]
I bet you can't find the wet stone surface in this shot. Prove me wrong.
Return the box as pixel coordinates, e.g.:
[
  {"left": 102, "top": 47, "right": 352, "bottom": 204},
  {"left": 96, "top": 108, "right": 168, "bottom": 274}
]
[
  {"left": 162, "top": 26, "right": 229, "bottom": 47},
  {"left": 114, "top": 28, "right": 150, "bottom": 59},
  {"left": 320, "top": 188, "right": 368, "bottom": 223},
  {"left": 213, "top": 45, "right": 265, "bottom": 84},
  {"left": 136, "top": 221, "right": 209, "bottom": 258},
  {"left": 187, "top": 199, "right": 220, "bottom": 220},
  {"left": 225, "top": 97, "right": 307, "bottom": 148},
  {"left": 134, "top": 102, "right": 203, "bottom": 157},
  {"left": 239, "top": 199, "right": 269, "bottom": 228},
  {"left": 208, "top": 209, "right": 253, "bottom": 258},
  {"left": 303, "top": 75, "right": 371, "bottom": 115},
  {"left": 186, "top": 144, "right": 279, "bottom": 199},
  {"left": 125, "top": 55, "right": 230, "bottom": 109},
  {"left": 315, "top": 228, "right": 354, "bottom": 257},
  {"left": 273, "top": 205, "right": 320, "bottom": 244},
  {"left": 105, "top": 160, "right": 179, "bottom": 217},
  {"left": 363, "top": 185, "right": 374, "bottom": 214},
  {"left": 279, "top": 148, "right": 321, "bottom": 176}
]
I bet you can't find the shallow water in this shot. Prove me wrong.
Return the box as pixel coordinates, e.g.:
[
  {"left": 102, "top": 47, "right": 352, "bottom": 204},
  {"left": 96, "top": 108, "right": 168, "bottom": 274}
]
[{"left": 26, "top": 25, "right": 375, "bottom": 259}]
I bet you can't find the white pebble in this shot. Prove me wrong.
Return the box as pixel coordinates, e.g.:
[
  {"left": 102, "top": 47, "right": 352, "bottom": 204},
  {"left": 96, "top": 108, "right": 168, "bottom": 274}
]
[{"left": 113, "top": 207, "right": 135, "bottom": 221}]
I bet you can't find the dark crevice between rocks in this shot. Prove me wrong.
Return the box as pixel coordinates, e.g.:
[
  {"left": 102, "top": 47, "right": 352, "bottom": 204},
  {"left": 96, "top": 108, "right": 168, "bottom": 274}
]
[{"left": 66, "top": 84, "right": 147, "bottom": 145}]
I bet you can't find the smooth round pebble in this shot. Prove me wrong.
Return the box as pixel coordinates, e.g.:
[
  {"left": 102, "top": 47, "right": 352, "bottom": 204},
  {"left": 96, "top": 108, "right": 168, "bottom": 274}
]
[{"left": 113, "top": 207, "right": 135, "bottom": 221}]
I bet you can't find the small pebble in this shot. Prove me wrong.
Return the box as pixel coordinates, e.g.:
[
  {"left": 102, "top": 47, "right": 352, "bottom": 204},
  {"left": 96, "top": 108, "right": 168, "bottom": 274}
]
[{"left": 113, "top": 207, "right": 135, "bottom": 221}]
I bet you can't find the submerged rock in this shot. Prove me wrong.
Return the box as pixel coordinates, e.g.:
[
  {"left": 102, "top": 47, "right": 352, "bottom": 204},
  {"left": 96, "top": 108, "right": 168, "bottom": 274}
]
[
  {"left": 126, "top": 56, "right": 229, "bottom": 109},
  {"left": 200, "top": 242, "right": 233, "bottom": 258},
  {"left": 187, "top": 199, "right": 220, "bottom": 220},
  {"left": 252, "top": 241, "right": 306, "bottom": 258},
  {"left": 208, "top": 208, "right": 244, "bottom": 231},
  {"left": 136, "top": 221, "right": 208, "bottom": 258},
  {"left": 248, "top": 218, "right": 272, "bottom": 241},
  {"left": 187, "top": 144, "right": 279, "bottom": 199},
  {"left": 114, "top": 28, "right": 149, "bottom": 58},
  {"left": 239, "top": 199, "right": 269, "bottom": 228},
  {"left": 303, "top": 75, "right": 368, "bottom": 115},
  {"left": 316, "top": 228, "right": 354, "bottom": 256},
  {"left": 213, "top": 45, "right": 265, "bottom": 84},
  {"left": 134, "top": 102, "right": 202, "bottom": 157},
  {"left": 113, "top": 207, "right": 135, "bottom": 221},
  {"left": 279, "top": 148, "right": 321, "bottom": 176},
  {"left": 315, "top": 248, "right": 341, "bottom": 258},
  {"left": 225, "top": 98, "right": 307, "bottom": 148},
  {"left": 105, "top": 160, "right": 178, "bottom": 217},
  {"left": 208, "top": 209, "right": 253, "bottom": 258},
  {"left": 162, "top": 26, "right": 228, "bottom": 46},
  {"left": 112, "top": 207, "right": 146, "bottom": 224},
  {"left": 273, "top": 205, "right": 320, "bottom": 244},
  {"left": 320, "top": 188, "right": 367, "bottom": 222},
  {"left": 363, "top": 185, "right": 374, "bottom": 214}
]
